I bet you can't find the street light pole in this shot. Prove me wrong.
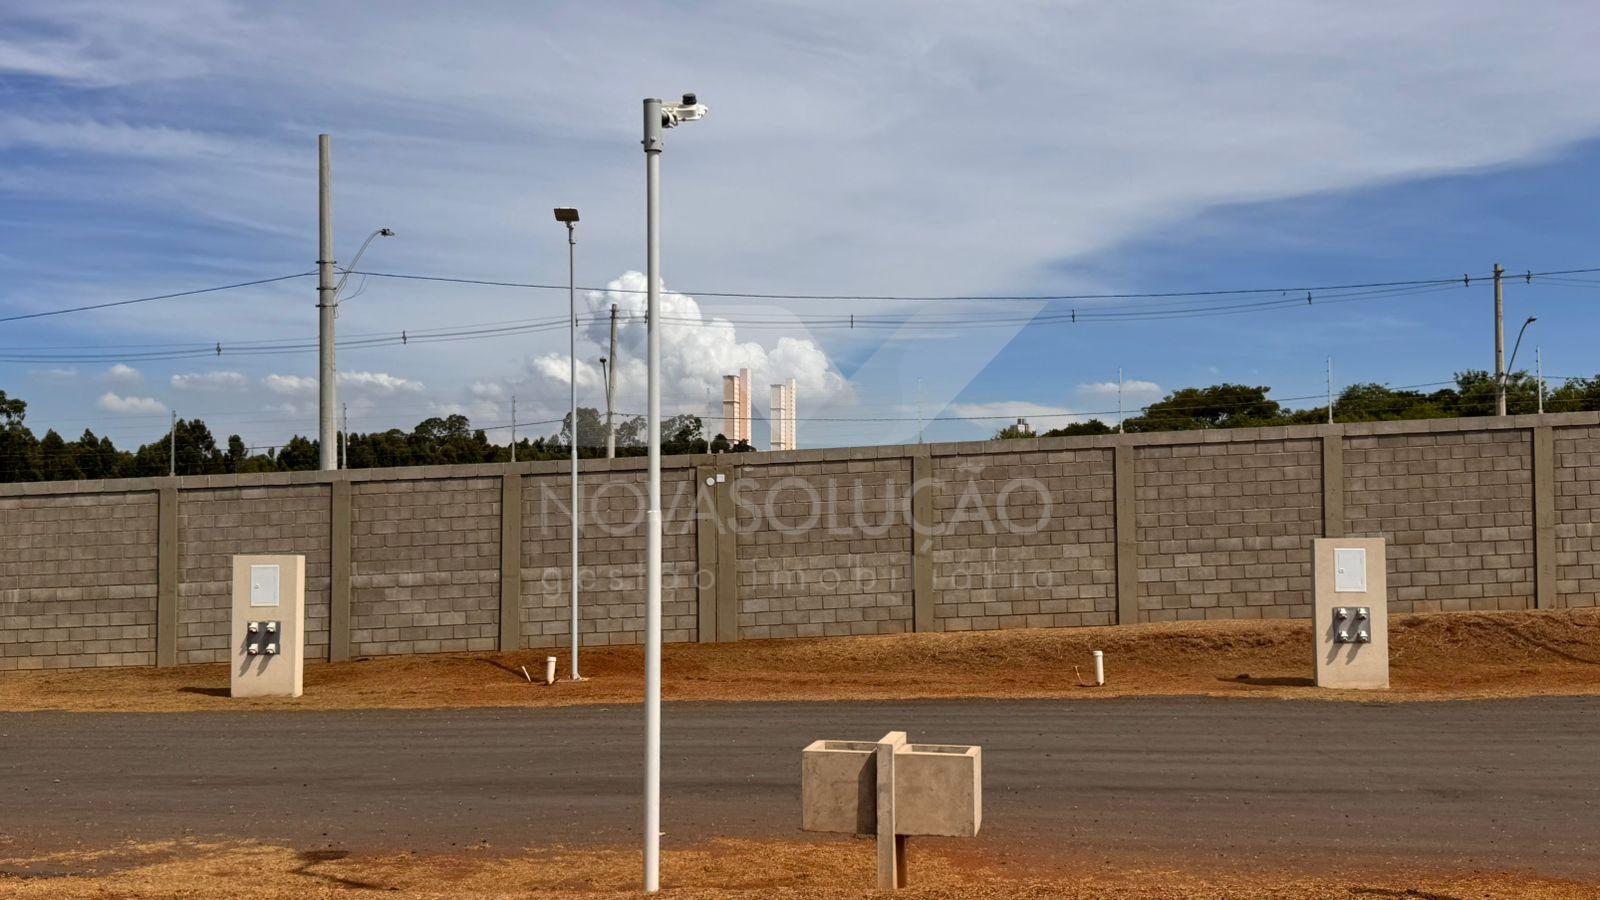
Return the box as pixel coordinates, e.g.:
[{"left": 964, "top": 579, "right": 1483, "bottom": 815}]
[
  {"left": 606, "top": 303, "right": 619, "bottom": 459},
  {"left": 1494, "top": 263, "right": 1506, "bottom": 416},
  {"left": 641, "top": 92, "right": 706, "bottom": 896},
  {"left": 1502, "top": 316, "right": 1537, "bottom": 414},
  {"left": 554, "top": 207, "right": 582, "bottom": 682}
]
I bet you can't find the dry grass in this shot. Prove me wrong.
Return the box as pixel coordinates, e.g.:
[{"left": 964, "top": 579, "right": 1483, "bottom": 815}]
[
  {"left": 0, "top": 837, "right": 1594, "bottom": 899},
  {"left": 3, "top": 608, "right": 1598, "bottom": 714}
]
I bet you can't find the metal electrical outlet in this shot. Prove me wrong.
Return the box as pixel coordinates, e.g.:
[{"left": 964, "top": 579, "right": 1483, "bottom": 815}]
[{"left": 1332, "top": 607, "right": 1371, "bottom": 644}]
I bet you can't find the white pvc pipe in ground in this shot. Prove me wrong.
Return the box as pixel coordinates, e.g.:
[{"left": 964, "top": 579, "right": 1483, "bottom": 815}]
[
  {"left": 546, "top": 656, "right": 557, "bottom": 686},
  {"left": 1093, "top": 650, "right": 1105, "bottom": 686}
]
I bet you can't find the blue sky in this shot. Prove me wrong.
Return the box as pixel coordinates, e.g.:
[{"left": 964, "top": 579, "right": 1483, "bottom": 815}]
[{"left": 2, "top": 1, "right": 1598, "bottom": 452}]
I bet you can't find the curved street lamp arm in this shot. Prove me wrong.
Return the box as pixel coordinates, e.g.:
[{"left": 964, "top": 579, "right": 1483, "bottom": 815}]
[{"left": 332, "top": 228, "right": 394, "bottom": 302}]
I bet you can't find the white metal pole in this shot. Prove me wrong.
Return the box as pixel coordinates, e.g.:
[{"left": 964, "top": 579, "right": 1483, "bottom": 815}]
[
  {"left": 568, "top": 221, "right": 582, "bottom": 682},
  {"left": 169, "top": 410, "right": 176, "bottom": 477},
  {"left": 341, "top": 403, "right": 348, "bottom": 469},
  {"left": 510, "top": 396, "right": 517, "bottom": 462},
  {"left": 1327, "top": 357, "right": 1334, "bottom": 425},
  {"left": 643, "top": 96, "right": 664, "bottom": 895},
  {"left": 1117, "top": 368, "right": 1124, "bottom": 433},
  {"left": 318, "top": 134, "right": 338, "bottom": 471}
]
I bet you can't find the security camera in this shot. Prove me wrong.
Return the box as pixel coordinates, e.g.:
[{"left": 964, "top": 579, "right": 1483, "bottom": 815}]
[{"left": 661, "top": 93, "right": 708, "bottom": 128}]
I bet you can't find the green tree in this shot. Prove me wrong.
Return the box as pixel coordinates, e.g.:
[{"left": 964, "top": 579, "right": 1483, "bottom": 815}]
[
  {"left": 1123, "top": 384, "right": 1281, "bottom": 432},
  {"left": 0, "top": 390, "right": 39, "bottom": 483},
  {"left": 1041, "top": 419, "right": 1113, "bottom": 438}
]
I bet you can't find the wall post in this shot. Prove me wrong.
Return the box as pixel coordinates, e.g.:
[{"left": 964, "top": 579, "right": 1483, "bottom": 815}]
[
  {"left": 500, "top": 470, "right": 524, "bottom": 650},
  {"left": 695, "top": 465, "right": 718, "bottom": 642},
  {"left": 1113, "top": 441, "right": 1138, "bottom": 625},
  {"left": 328, "top": 478, "right": 353, "bottom": 661},
  {"left": 155, "top": 480, "right": 179, "bottom": 667},
  {"left": 910, "top": 449, "right": 935, "bottom": 632},
  {"left": 1532, "top": 425, "right": 1557, "bottom": 610},
  {"left": 715, "top": 463, "right": 739, "bottom": 642},
  {"left": 1322, "top": 428, "right": 1345, "bottom": 538}
]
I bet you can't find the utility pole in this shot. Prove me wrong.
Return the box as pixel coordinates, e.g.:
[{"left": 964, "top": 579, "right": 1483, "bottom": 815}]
[
  {"left": 1537, "top": 347, "right": 1544, "bottom": 414},
  {"left": 341, "top": 403, "right": 349, "bottom": 469},
  {"left": 606, "top": 304, "right": 618, "bottom": 459},
  {"left": 1494, "top": 263, "right": 1506, "bottom": 416},
  {"left": 169, "top": 410, "right": 176, "bottom": 477},
  {"left": 317, "top": 134, "right": 338, "bottom": 470},
  {"left": 1327, "top": 357, "right": 1334, "bottom": 424},
  {"left": 510, "top": 395, "right": 517, "bottom": 462},
  {"left": 1117, "top": 368, "right": 1124, "bottom": 434}
]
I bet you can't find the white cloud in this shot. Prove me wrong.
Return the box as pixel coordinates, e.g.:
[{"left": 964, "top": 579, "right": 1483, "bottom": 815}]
[
  {"left": 170, "top": 370, "right": 248, "bottom": 391},
  {"left": 339, "top": 371, "right": 424, "bottom": 394},
  {"left": 1077, "top": 380, "right": 1163, "bottom": 399},
  {"left": 100, "top": 363, "right": 142, "bottom": 386},
  {"left": 96, "top": 391, "right": 164, "bottom": 414},
  {"left": 469, "top": 381, "right": 507, "bottom": 401},
  {"left": 262, "top": 374, "right": 316, "bottom": 395},
  {"left": 520, "top": 271, "right": 849, "bottom": 423},
  {"left": 27, "top": 367, "right": 77, "bottom": 382}
]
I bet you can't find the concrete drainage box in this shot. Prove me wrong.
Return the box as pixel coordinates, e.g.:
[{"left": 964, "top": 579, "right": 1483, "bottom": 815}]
[
  {"left": 231, "top": 554, "right": 306, "bottom": 698},
  {"left": 1311, "top": 537, "right": 1389, "bottom": 690}
]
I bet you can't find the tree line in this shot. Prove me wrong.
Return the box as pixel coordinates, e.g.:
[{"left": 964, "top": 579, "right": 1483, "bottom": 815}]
[
  {"left": 991, "top": 370, "right": 1600, "bottom": 439},
  {"left": 0, "top": 393, "right": 760, "bottom": 484},
  {"left": 1, "top": 367, "right": 1595, "bottom": 483}
]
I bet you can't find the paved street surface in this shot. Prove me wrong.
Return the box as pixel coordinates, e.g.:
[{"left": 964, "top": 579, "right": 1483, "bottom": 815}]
[{"left": 1, "top": 698, "right": 1596, "bottom": 877}]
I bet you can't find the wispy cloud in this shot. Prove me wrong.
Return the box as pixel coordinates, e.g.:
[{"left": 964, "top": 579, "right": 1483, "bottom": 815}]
[{"left": 171, "top": 370, "right": 248, "bottom": 391}]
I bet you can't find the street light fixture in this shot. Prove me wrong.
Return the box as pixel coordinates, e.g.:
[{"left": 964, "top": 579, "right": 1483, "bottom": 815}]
[
  {"left": 641, "top": 92, "right": 706, "bottom": 895},
  {"left": 1501, "top": 315, "right": 1537, "bottom": 413},
  {"left": 553, "top": 207, "right": 582, "bottom": 682}
]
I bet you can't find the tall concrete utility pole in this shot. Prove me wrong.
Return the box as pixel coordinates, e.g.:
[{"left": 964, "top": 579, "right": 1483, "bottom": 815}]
[
  {"left": 606, "top": 304, "right": 618, "bottom": 459},
  {"left": 1494, "top": 263, "right": 1506, "bottom": 416},
  {"left": 317, "top": 135, "right": 338, "bottom": 470},
  {"left": 642, "top": 91, "right": 707, "bottom": 895}
]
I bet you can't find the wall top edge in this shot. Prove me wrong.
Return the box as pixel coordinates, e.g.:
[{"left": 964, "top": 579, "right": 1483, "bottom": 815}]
[{"left": 1, "top": 410, "right": 1595, "bottom": 498}]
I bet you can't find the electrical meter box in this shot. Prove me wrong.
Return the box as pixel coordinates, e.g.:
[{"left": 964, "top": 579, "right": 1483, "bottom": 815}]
[
  {"left": 1311, "top": 538, "right": 1388, "bottom": 690},
  {"left": 230, "top": 554, "right": 306, "bottom": 698}
]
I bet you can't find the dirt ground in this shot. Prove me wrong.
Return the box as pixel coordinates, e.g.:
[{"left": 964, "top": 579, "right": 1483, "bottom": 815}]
[
  {"left": 1, "top": 837, "right": 1595, "bottom": 899},
  {"left": 3, "top": 608, "right": 1598, "bottom": 713}
]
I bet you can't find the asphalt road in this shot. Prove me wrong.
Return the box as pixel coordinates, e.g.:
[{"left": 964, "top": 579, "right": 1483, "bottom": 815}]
[{"left": 1, "top": 698, "right": 1596, "bottom": 878}]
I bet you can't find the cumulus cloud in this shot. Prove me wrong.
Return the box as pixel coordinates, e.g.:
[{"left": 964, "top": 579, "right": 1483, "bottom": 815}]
[
  {"left": 171, "top": 370, "right": 248, "bottom": 391},
  {"left": 96, "top": 391, "right": 164, "bottom": 414},
  {"left": 520, "top": 272, "right": 849, "bottom": 424},
  {"left": 100, "top": 363, "right": 142, "bottom": 385},
  {"left": 263, "top": 371, "right": 423, "bottom": 397},
  {"left": 1077, "top": 379, "right": 1162, "bottom": 399}
]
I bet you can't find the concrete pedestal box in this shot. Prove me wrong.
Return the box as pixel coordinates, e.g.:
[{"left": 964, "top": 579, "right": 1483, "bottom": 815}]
[
  {"left": 1312, "top": 538, "right": 1388, "bottom": 690},
  {"left": 230, "top": 554, "right": 305, "bottom": 698},
  {"left": 802, "top": 731, "right": 982, "bottom": 889}
]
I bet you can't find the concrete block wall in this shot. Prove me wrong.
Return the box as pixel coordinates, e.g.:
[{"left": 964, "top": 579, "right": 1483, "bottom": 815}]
[
  {"left": 177, "top": 485, "right": 331, "bottom": 664},
  {"left": 930, "top": 447, "right": 1116, "bottom": 631},
  {"left": 1346, "top": 429, "right": 1534, "bottom": 612},
  {"left": 349, "top": 476, "right": 501, "bottom": 657},
  {"left": 734, "top": 457, "right": 914, "bottom": 639},
  {"left": 521, "top": 468, "right": 699, "bottom": 648},
  {"left": 1135, "top": 438, "right": 1321, "bottom": 622},
  {"left": 1554, "top": 424, "right": 1600, "bottom": 608},
  {"left": 0, "top": 411, "right": 1597, "bottom": 670},
  {"left": 0, "top": 491, "right": 158, "bottom": 670}
]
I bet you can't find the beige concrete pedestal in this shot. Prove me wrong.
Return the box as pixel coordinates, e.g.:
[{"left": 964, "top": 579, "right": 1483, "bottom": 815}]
[
  {"left": 230, "top": 554, "right": 305, "bottom": 698},
  {"left": 801, "top": 731, "right": 982, "bottom": 890},
  {"left": 1312, "top": 538, "right": 1388, "bottom": 690}
]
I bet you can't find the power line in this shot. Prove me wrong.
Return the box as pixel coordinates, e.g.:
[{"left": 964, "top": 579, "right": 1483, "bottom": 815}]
[{"left": 0, "top": 273, "right": 314, "bottom": 324}]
